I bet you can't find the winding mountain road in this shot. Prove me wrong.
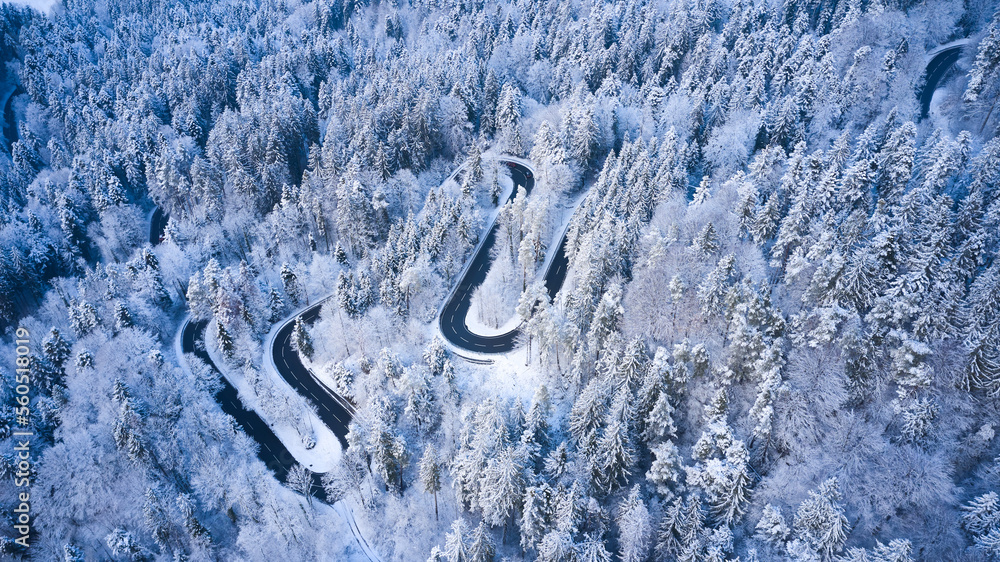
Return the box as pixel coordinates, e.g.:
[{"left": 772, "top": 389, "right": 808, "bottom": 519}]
[
  {"left": 160, "top": 212, "right": 377, "bottom": 560},
  {"left": 270, "top": 299, "right": 353, "bottom": 449},
  {"left": 1, "top": 85, "right": 20, "bottom": 149},
  {"left": 179, "top": 319, "right": 307, "bottom": 486},
  {"left": 438, "top": 160, "right": 573, "bottom": 354},
  {"left": 155, "top": 39, "right": 982, "bottom": 555},
  {"left": 919, "top": 42, "right": 968, "bottom": 119},
  {"left": 149, "top": 207, "right": 168, "bottom": 245},
  {"left": 178, "top": 318, "right": 381, "bottom": 561},
  {"left": 162, "top": 156, "right": 567, "bottom": 559}
]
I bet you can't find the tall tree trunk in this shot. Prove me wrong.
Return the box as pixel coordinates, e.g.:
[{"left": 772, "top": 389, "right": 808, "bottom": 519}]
[{"left": 980, "top": 94, "right": 997, "bottom": 135}]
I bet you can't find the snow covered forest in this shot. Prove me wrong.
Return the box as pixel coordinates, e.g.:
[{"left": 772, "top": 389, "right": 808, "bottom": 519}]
[{"left": 1, "top": 0, "right": 1000, "bottom": 559}]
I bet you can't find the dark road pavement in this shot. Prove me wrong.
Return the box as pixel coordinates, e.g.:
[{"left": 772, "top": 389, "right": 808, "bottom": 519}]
[
  {"left": 920, "top": 46, "right": 963, "bottom": 119},
  {"left": 181, "top": 319, "right": 326, "bottom": 499},
  {"left": 439, "top": 161, "right": 573, "bottom": 354},
  {"left": 149, "top": 207, "right": 168, "bottom": 245},
  {"left": 271, "top": 301, "right": 353, "bottom": 449},
  {"left": 2, "top": 85, "right": 20, "bottom": 149}
]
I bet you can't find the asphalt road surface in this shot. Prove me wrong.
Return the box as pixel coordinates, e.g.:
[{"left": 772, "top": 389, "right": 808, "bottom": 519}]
[
  {"left": 271, "top": 300, "right": 353, "bottom": 449},
  {"left": 439, "top": 161, "right": 573, "bottom": 354},
  {"left": 181, "top": 319, "right": 326, "bottom": 499},
  {"left": 920, "top": 46, "right": 963, "bottom": 119},
  {"left": 2, "top": 85, "right": 21, "bottom": 149},
  {"left": 149, "top": 207, "right": 169, "bottom": 245}
]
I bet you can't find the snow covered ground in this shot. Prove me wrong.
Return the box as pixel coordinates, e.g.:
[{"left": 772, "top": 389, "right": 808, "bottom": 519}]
[
  {"left": 272, "top": 484, "right": 370, "bottom": 561},
  {"left": 464, "top": 309, "right": 521, "bottom": 336},
  {"left": 4, "top": 0, "right": 58, "bottom": 13},
  {"left": 466, "top": 346, "right": 542, "bottom": 403}
]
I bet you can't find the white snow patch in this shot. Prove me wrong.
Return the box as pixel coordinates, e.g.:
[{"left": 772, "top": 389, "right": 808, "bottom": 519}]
[
  {"left": 336, "top": 499, "right": 387, "bottom": 562},
  {"left": 459, "top": 346, "right": 542, "bottom": 405},
  {"left": 927, "top": 87, "right": 954, "bottom": 133},
  {"left": 465, "top": 308, "right": 522, "bottom": 336},
  {"left": 4, "top": 0, "right": 57, "bottom": 14}
]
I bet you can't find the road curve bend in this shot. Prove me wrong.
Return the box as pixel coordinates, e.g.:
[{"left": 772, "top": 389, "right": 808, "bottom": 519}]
[
  {"left": 268, "top": 298, "right": 354, "bottom": 449},
  {"left": 176, "top": 318, "right": 381, "bottom": 562},
  {"left": 178, "top": 319, "right": 303, "bottom": 483},
  {"left": 160, "top": 207, "right": 379, "bottom": 560},
  {"left": 438, "top": 159, "right": 572, "bottom": 355},
  {"left": 149, "top": 207, "right": 168, "bottom": 245},
  {"left": 919, "top": 43, "right": 966, "bottom": 119}
]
